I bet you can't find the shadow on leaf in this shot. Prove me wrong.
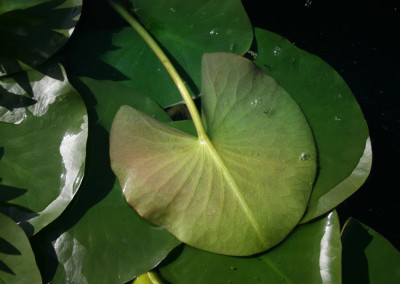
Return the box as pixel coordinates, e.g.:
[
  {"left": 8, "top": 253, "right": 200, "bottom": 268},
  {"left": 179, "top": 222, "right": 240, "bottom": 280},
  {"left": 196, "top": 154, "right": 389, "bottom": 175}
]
[
  {"left": 0, "top": 0, "right": 81, "bottom": 76},
  {"left": 0, "top": 260, "right": 14, "bottom": 276},
  {"left": 0, "top": 86, "right": 36, "bottom": 111},
  {"left": 342, "top": 219, "right": 372, "bottom": 284}
]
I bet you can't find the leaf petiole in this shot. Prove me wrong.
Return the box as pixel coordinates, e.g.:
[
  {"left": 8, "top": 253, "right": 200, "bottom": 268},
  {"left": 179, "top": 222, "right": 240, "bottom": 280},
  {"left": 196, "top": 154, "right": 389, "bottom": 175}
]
[{"left": 108, "top": 0, "right": 207, "bottom": 141}]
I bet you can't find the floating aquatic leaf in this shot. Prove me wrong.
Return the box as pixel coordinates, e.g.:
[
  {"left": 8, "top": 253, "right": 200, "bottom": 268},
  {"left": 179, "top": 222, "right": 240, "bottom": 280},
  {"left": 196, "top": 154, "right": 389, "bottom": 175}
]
[
  {"left": 160, "top": 211, "right": 341, "bottom": 283},
  {"left": 0, "top": 62, "right": 87, "bottom": 235},
  {"left": 110, "top": 53, "right": 316, "bottom": 256},
  {"left": 31, "top": 78, "right": 180, "bottom": 283},
  {"left": 252, "top": 28, "right": 371, "bottom": 223}
]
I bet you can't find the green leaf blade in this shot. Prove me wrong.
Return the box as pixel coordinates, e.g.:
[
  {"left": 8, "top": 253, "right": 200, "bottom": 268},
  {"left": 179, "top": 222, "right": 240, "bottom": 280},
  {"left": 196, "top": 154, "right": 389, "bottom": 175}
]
[
  {"left": 31, "top": 78, "right": 180, "bottom": 283},
  {"left": 133, "top": 0, "right": 253, "bottom": 98},
  {"left": 160, "top": 211, "right": 341, "bottom": 283},
  {"left": 0, "top": 62, "right": 88, "bottom": 235},
  {"left": 111, "top": 53, "right": 317, "bottom": 255}
]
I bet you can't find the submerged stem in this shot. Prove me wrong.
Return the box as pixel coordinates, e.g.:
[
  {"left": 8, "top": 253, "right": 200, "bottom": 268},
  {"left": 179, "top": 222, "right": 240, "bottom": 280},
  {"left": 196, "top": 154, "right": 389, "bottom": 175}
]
[{"left": 108, "top": 1, "right": 207, "bottom": 140}]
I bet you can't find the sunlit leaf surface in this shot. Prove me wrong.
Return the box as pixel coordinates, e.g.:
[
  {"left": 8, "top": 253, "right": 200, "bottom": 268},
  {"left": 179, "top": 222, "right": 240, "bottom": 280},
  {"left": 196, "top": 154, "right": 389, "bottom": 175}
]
[
  {"left": 0, "top": 0, "right": 82, "bottom": 76},
  {"left": 342, "top": 218, "right": 400, "bottom": 284},
  {"left": 0, "top": 62, "right": 88, "bottom": 235},
  {"left": 252, "top": 28, "right": 371, "bottom": 223},
  {"left": 160, "top": 211, "right": 341, "bottom": 283},
  {"left": 0, "top": 213, "right": 42, "bottom": 283},
  {"left": 31, "top": 78, "right": 180, "bottom": 283},
  {"left": 110, "top": 53, "right": 316, "bottom": 256}
]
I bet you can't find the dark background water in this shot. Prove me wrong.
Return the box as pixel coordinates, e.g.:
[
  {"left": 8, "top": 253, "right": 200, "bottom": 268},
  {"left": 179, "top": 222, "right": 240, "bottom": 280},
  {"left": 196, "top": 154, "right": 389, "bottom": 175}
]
[{"left": 242, "top": 0, "right": 399, "bottom": 249}]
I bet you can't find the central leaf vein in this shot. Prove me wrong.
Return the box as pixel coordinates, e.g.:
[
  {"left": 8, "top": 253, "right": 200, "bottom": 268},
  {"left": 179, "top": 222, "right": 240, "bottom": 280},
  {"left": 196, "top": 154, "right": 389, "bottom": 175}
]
[{"left": 200, "top": 136, "right": 267, "bottom": 245}]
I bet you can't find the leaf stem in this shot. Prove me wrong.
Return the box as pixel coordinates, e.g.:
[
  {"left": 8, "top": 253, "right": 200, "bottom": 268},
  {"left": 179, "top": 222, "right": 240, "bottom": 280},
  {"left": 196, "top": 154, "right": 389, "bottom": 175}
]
[{"left": 108, "top": 1, "right": 207, "bottom": 140}]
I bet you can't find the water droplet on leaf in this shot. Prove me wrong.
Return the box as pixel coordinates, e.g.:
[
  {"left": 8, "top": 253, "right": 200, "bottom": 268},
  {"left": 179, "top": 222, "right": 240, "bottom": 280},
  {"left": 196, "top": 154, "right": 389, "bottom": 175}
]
[
  {"left": 273, "top": 46, "right": 282, "bottom": 56},
  {"left": 209, "top": 29, "right": 219, "bottom": 36},
  {"left": 299, "top": 153, "right": 311, "bottom": 161},
  {"left": 251, "top": 97, "right": 262, "bottom": 107},
  {"left": 333, "top": 115, "right": 341, "bottom": 121},
  {"left": 230, "top": 266, "right": 237, "bottom": 271},
  {"left": 170, "top": 7, "right": 176, "bottom": 12}
]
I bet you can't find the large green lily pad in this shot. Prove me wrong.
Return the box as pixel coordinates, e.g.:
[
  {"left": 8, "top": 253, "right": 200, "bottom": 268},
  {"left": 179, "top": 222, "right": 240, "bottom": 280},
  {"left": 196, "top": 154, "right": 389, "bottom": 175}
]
[
  {"left": 0, "top": 213, "right": 42, "bottom": 284},
  {"left": 0, "top": 0, "right": 82, "bottom": 76},
  {"left": 0, "top": 62, "right": 88, "bottom": 235},
  {"left": 253, "top": 28, "right": 371, "bottom": 223},
  {"left": 160, "top": 211, "right": 341, "bottom": 283},
  {"left": 110, "top": 53, "right": 316, "bottom": 256}
]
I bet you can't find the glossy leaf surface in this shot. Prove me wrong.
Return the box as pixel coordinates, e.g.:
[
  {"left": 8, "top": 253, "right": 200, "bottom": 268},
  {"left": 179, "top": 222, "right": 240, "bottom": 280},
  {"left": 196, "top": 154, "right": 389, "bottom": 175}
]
[
  {"left": 65, "top": 0, "right": 252, "bottom": 107},
  {"left": 252, "top": 28, "right": 371, "bottom": 223},
  {"left": 0, "top": 62, "right": 87, "bottom": 235},
  {"left": 342, "top": 218, "right": 400, "bottom": 284},
  {"left": 0, "top": 0, "right": 81, "bottom": 76},
  {"left": 31, "top": 78, "right": 180, "bottom": 283},
  {"left": 0, "top": 213, "right": 42, "bottom": 284},
  {"left": 161, "top": 211, "right": 341, "bottom": 283},
  {"left": 110, "top": 53, "right": 316, "bottom": 256}
]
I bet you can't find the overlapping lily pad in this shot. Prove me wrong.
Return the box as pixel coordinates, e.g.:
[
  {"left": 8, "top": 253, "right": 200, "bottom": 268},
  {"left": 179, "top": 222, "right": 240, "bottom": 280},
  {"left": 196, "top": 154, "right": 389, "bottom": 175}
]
[
  {"left": 253, "top": 28, "right": 371, "bottom": 223},
  {"left": 160, "top": 211, "right": 341, "bottom": 283},
  {"left": 132, "top": 0, "right": 253, "bottom": 98},
  {"left": 0, "top": 0, "right": 82, "bottom": 76},
  {"left": 0, "top": 62, "right": 88, "bottom": 235},
  {"left": 31, "top": 78, "right": 180, "bottom": 283}
]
